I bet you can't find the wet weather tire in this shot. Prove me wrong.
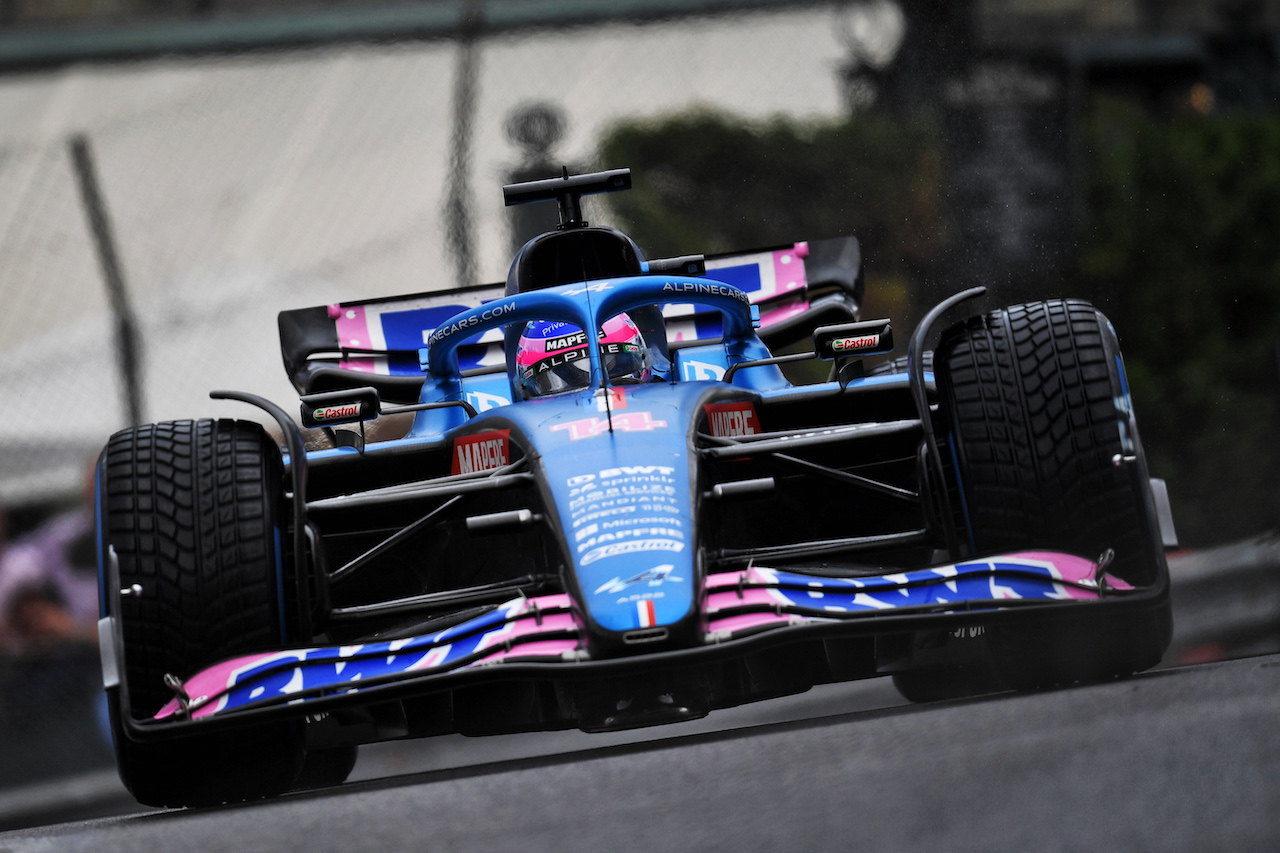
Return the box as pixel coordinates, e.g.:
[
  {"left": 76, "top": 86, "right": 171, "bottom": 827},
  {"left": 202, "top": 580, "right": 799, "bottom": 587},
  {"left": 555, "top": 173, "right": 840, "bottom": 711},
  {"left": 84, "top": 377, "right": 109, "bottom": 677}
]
[
  {"left": 932, "top": 299, "right": 1171, "bottom": 691},
  {"left": 869, "top": 351, "right": 932, "bottom": 376},
  {"left": 99, "top": 419, "right": 304, "bottom": 807}
]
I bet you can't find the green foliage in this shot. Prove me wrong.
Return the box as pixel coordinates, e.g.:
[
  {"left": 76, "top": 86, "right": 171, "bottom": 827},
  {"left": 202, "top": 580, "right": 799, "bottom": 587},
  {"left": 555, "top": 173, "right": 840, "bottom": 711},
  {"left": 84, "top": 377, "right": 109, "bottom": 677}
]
[
  {"left": 1079, "top": 98, "right": 1280, "bottom": 544},
  {"left": 597, "top": 109, "right": 946, "bottom": 289},
  {"left": 597, "top": 101, "right": 1280, "bottom": 545}
]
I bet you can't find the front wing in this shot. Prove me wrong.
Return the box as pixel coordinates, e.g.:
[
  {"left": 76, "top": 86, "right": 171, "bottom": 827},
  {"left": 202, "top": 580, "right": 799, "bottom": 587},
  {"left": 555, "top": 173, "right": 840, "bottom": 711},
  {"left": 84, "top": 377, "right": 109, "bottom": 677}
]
[{"left": 120, "top": 551, "right": 1134, "bottom": 728}]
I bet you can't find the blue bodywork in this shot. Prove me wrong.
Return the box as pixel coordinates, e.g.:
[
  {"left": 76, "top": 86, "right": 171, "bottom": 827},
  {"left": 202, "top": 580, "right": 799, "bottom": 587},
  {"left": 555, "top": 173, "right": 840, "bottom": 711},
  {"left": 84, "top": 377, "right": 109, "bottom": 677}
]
[{"left": 371, "top": 276, "right": 781, "bottom": 643}]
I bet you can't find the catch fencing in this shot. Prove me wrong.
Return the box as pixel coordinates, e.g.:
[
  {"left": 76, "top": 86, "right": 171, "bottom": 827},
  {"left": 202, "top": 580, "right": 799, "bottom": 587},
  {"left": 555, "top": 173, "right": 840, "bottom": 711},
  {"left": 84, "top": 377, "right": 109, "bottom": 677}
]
[{"left": 0, "top": 4, "right": 851, "bottom": 508}]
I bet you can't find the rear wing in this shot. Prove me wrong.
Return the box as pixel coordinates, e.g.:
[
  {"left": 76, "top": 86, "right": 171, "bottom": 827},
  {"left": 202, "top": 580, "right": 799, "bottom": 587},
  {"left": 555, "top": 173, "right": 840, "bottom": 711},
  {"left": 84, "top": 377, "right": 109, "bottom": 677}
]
[{"left": 278, "top": 236, "right": 862, "bottom": 403}]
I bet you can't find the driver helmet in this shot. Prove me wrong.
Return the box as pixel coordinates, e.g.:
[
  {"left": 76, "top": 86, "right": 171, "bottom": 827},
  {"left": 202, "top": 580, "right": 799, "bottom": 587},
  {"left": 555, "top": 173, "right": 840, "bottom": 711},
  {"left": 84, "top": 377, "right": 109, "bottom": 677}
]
[{"left": 516, "top": 313, "right": 652, "bottom": 399}]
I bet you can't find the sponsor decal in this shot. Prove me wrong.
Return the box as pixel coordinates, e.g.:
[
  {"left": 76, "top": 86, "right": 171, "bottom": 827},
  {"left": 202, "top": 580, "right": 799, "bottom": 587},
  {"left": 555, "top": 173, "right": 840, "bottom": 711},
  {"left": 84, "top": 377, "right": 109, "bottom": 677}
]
[
  {"left": 562, "top": 282, "right": 614, "bottom": 296},
  {"left": 451, "top": 429, "right": 511, "bottom": 475},
  {"left": 704, "top": 401, "right": 759, "bottom": 438},
  {"left": 594, "top": 564, "right": 682, "bottom": 596},
  {"left": 572, "top": 506, "right": 638, "bottom": 527},
  {"left": 814, "top": 321, "right": 893, "bottom": 360},
  {"left": 682, "top": 360, "right": 726, "bottom": 381},
  {"left": 577, "top": 526, "right": 684, "bottom": 554},
  {"left": 661, "top": 280, "right": 750, "bottom": 304},
  {"left": 533, "top": 349, "right": 588, "bottom": 373},
  {"left": 580, "top": 538, "right": 685, "bottom": 565},
  {"left": 568, "top": 484, "right": 678, "bottom": 511},
  {"left": 832, "top": 334, "right": 880, "bottom": 353},
  {"left": 466, "top": 390, "right": 510, "bottom": 412},
  {"left": 426, "top": 300, "right": 519, "bottom": 348},
  {"left": 546, "top": 332, "right": 589, "bottom": 351},
  {"left": 300, "top": 387, "right": 379, "bottom": 428},
  {"left": 549, "top": 412, "right": 668, "bottom": 441},
  {"left": 163, "top": 595, "right": 584, "bottom": 718},
  {"left": 566, "top": 467, "right": 675, "bottom": 488},
  {"left": 313, "top": 403, "right": 361, "bottom": 422}
]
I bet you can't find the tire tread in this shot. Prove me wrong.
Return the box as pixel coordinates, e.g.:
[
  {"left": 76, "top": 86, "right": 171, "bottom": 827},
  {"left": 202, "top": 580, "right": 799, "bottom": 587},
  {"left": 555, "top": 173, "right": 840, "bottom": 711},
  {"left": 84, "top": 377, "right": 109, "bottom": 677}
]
[
  {"left": 938, "top": 299, "right": 1151, "bottom": 582},
  {"left": 102, "top": 419, "right": 280, "bottom": 717}
]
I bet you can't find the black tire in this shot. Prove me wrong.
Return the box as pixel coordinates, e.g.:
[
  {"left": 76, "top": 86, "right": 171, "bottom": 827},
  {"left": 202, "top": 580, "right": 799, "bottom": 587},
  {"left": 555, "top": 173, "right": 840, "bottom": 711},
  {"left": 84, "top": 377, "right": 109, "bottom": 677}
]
[
  {"left": 294, "top": 745, "right": 359, "bottom": 791},
  {"left": 868, "top": 351, "right": 932, "bottom": 376},
  {"left": 99, "top": 419, "right": 305, "bottom": 806},
  {"left": 107, "top": 694, "right": 304, "bottom": 808},
  {"left": 890, "top": 665, "right": 1003, "bottom": 703},
  {"left": 930, "top": 299, "right": 1170, "bottom": 691}
]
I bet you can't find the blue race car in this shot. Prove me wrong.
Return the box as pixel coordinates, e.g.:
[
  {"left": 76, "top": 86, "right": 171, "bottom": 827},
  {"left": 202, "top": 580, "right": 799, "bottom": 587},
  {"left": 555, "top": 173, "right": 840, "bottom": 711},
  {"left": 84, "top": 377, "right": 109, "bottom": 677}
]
[{"left": 96, "top": 169, "right": 1176, "bottom": 807}]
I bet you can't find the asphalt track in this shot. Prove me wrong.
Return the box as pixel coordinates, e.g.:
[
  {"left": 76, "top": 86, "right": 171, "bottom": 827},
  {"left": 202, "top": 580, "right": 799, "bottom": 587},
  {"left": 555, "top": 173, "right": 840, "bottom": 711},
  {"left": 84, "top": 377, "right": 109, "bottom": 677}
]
[{"left": 1, "top": 654, "right": 1276, "bottom": 852}]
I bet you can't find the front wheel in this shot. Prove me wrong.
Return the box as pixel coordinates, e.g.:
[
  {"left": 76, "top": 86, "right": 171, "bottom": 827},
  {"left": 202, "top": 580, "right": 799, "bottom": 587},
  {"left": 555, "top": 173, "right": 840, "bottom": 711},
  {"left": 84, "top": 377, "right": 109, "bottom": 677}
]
[
  {"left": 906, "top": 299, "right": 1171, "bottom": 697},
  {"left": 99, "top": 419, "right": 305, "bottom": 806}
]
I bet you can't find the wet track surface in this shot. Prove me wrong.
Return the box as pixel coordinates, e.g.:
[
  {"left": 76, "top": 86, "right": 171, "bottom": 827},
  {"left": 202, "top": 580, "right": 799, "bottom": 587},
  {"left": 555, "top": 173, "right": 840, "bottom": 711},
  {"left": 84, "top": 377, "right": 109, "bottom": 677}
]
[{"left": 2, "top": 653, "right": 1277, "bottom": 852}]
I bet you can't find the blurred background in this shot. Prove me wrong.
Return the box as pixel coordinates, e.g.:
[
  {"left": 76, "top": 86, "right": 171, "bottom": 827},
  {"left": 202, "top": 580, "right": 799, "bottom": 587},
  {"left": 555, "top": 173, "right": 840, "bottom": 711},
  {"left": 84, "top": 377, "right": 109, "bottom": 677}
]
[{"left": 0, "top": 0, "right": 1278, "bottom": 828}]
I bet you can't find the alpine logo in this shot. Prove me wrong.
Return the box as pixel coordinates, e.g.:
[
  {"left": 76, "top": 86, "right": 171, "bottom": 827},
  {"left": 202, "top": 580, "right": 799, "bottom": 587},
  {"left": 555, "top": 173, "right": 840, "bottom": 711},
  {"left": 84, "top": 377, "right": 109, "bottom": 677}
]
[
  {"left": 704, "top": 401, "right": 759, "bottom": 438},
  {"left": 832, "top": 334, "right": 880, "bottom": 353},
  {"left": 452, "top": 429, "right": 511, "bottom": 475},
  {"left": 595, "top": 564, "right": 682, "bottom": 596},
  {"left": 314, "top": 403, "right": 360, "bottom": 421},
  {"left": 562, "top": 282, "right": 614, "bottom": 296},
  {"left": 550, "top": 412, "right": 667, "bottom": 441}
]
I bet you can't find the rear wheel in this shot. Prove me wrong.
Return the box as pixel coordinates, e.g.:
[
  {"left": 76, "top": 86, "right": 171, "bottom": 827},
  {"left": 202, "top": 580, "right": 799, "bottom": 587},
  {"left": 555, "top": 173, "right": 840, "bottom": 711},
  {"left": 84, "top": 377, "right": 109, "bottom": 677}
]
[
  {"left": 891, "top": 664, "right": 1002, "bottom": 703},
  {"left": 99, "top": 419, "right": 305, "bottom": 806},
  {"left": 900, "top": 300, "right": 1170, "bottom": 699},
  {"left": 868, "top": 351, "right": 931, "bottom": 376},
  {"left": 294, "top": 745, "right": 360, "bottom": 791}
]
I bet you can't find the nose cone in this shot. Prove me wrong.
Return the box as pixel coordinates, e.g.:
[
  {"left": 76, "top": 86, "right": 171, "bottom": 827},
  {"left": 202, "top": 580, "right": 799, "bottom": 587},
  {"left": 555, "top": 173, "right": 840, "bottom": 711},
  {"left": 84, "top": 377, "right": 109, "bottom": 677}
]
[{"left": 533, "top": 385, "right": 700, "bottom": 651}]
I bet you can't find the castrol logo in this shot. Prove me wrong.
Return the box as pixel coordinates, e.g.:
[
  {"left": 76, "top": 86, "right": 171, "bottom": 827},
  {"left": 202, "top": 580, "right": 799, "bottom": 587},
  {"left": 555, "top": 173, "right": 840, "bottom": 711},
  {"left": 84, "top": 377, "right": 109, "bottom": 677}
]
[
  {"left": 832, "top": 334, "right": 879, "bottom": 352},
  {"left": 313, "top": 403, "right": 360, "bottom": 421}
]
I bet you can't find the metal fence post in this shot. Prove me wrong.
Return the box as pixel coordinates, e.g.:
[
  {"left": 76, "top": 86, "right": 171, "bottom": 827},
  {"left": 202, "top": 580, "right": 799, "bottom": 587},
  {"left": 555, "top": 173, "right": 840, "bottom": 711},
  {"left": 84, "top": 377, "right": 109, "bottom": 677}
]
[{"left": 69, "top": 133, "right": 145, "bottom": 428}]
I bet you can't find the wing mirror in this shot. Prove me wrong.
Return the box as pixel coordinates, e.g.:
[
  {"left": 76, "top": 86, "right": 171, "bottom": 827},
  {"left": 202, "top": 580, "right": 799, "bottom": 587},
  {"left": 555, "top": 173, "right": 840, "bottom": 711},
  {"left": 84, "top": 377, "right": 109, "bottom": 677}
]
[{"left": 813, "top": 320, "right": 894, "bottom": 360}]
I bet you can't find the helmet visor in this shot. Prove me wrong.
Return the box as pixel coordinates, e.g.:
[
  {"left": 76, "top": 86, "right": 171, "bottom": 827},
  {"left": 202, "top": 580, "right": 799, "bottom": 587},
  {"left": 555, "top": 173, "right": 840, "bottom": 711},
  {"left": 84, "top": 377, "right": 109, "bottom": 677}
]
[{"left": 520, "top": 346, "right": 593, "bottom": 396}]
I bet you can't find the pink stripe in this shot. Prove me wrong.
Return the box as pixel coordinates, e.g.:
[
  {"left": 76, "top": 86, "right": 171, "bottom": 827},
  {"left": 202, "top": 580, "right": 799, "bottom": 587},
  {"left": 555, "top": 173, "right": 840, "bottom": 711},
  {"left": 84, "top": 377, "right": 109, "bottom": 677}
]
[
  {"left": 157, "top": 594, "right": 583, "bottom": 720},
  {"left": 336, "top": 358, "right": 380, "bottom": 375},
  {"left": 334, "top": 304, "right": 373, "bottom": 350},
  {"left": 510, "top": 612, "right": 580, "bottom": 634},
  {"left": 472, "top": 639, "right": 580, "bottom": 663},
  {"left": 529, "top": 593, "right": 574, "bottom": 609},
  {"left": 771, "top": 248, "right": 807, "bottom": 295},
  {"left": 1009, "top": 550, "right": 1133, "bottom": 598},
  {"left": 703, "top": 588, "right": 780, "bottom": 612},
  {"left": 156, "top": 649, "right": 306, "bottom": 720},
  {"left": 704, "top": 567, "right": 771, "bottom": 590},
  {"left": 478, "top": 612, "right": 580, "bottom": 651},
  {"left": 332, "top": 304, "right": 380, "bottom": 375}
]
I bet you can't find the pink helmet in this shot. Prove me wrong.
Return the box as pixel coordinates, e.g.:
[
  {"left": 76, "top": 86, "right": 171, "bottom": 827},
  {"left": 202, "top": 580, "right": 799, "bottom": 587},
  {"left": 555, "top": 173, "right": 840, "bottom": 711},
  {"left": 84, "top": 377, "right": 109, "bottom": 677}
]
[{"left": 516, "top": 313, "right": 652, "bottom": 399}]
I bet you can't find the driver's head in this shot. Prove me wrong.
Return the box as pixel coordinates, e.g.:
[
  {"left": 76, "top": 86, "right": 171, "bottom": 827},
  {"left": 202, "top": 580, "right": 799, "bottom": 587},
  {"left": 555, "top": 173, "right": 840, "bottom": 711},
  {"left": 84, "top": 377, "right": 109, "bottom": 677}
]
[{"left": 516, "top": 313, "right": 652, "bottom": 399}]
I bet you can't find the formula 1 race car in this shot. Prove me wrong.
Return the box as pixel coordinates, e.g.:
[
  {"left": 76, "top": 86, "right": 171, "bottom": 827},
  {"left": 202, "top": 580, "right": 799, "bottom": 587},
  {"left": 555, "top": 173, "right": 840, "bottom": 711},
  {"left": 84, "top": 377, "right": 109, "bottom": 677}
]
[{"left": 95, "top": 169, "right": 1176, "bottom": 807}]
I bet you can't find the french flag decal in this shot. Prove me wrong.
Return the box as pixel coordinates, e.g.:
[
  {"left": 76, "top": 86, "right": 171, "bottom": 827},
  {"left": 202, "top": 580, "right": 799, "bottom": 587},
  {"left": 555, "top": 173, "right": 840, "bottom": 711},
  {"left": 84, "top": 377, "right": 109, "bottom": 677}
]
[{"left": 637, "top": 599, "right": 657, "bottom": 627}]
